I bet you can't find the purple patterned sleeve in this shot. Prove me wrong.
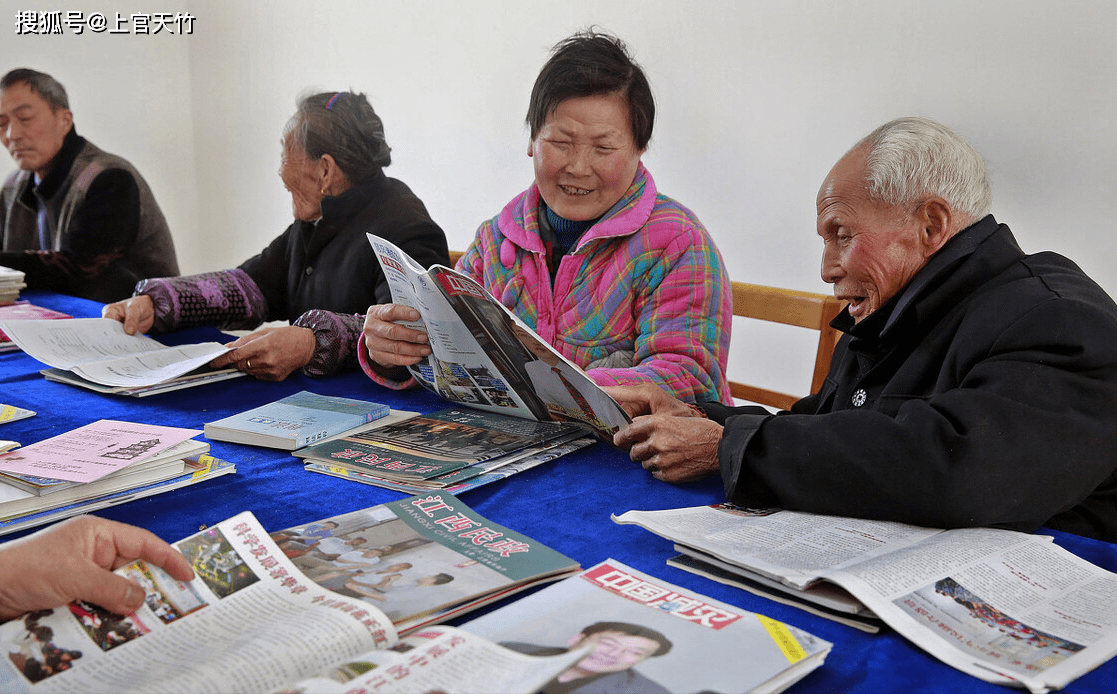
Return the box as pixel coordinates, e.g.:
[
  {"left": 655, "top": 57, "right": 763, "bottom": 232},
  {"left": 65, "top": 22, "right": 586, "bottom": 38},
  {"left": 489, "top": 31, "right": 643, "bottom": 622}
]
[
  {"left": 293, "top": 309, "right": 363, "bottom": 376},
  {"left": 135, "top": 268, "right": 269, "bottom": 333}
]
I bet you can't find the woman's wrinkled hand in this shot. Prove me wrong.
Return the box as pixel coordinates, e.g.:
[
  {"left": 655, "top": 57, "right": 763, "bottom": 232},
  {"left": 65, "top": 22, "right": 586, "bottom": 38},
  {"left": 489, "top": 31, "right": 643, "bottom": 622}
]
[
  {"left": 209, "top": 325, "right": 316, "bottom": 381},
  {"left": 362, "top": 303, "right": 431, "bottom": 368},
  {"left": 101, "top": 295, "right": 155, "bottom": 336}
]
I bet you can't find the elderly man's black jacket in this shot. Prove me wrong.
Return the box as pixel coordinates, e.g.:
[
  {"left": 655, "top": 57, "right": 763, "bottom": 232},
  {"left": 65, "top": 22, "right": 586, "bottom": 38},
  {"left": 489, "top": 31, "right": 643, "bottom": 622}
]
[{"left": 704, "top": 216, "right": 1117, "bottom": 541}]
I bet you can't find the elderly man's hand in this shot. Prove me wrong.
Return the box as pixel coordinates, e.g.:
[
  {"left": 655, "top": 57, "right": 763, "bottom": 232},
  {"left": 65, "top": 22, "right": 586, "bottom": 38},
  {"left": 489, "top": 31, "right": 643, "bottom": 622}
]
[
  {"left": 614, "top": 414, "right": 723, "bottom": 483},
  {"left": 602, "top": 384, "right": 698, "bottom": 419},
  {"left": 101, "top": 294, "right": 155, "bottom": 336},
  {"left": 363, "top": 303, "right": 431, "bottom": 368},
  {"left": 208, "top": 325, "right": 315, "bottom": 381},
  {"left": 0, "top": 516, "right": 194, "bottom": 620}
]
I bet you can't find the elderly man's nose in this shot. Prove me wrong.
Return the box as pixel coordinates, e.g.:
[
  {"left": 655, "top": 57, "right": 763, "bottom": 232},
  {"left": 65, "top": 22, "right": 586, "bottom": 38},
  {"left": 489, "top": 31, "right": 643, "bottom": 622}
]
[{"left": 821, "top": 247, "right": 842, "bottom": 283}]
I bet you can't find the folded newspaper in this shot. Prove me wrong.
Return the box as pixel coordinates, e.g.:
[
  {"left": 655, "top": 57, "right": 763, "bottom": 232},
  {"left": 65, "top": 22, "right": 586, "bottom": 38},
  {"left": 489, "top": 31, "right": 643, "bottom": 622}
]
[
  {"left": 368, "top": 234, "right": 630, "bottom": 438},
  {"left": 614, "top": 504, "right": 1117, "bottom": 693}
]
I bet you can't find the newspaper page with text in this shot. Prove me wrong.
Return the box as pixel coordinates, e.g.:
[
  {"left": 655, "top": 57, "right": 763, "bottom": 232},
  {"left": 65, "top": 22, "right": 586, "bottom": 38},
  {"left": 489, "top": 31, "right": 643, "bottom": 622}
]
[
  {"left": 0, "top": 318, "right": 229, "bottom": 388},
  {"left": 614, "top": 505, "right": 1117, "bottom": 693}
]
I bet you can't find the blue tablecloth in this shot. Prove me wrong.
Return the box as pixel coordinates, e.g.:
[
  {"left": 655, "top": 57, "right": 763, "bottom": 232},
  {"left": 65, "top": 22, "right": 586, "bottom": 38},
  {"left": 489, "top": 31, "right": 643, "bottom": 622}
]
[{"left": 2, "top": 290, "right": 1115, "bottom": 693}]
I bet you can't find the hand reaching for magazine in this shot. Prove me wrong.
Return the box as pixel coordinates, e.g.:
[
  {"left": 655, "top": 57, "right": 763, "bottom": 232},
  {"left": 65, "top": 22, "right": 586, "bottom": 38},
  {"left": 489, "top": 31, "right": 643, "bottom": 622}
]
[
  {"left": 602, "top": 384, "right": 699, "bottom": 419},
  {"left": 362, "top": 303, "right": 432, "bottom": 368},
  {"left": 0, "top": 516, "right": 194, "bottom": 620},
  {"left": 209, "top": 326, "right": 316, "bottom": 381},
  {"left": 610, "top": 385, "right": 723, "bottom": 483}
]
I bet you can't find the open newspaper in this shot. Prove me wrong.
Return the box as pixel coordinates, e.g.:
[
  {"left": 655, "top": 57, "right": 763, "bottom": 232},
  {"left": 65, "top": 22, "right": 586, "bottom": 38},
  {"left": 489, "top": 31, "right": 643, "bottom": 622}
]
[
  {"left": 614, "top": 504, "right": 1117, "bottom": 693},
  {"left": 0, "top": 317, "right": 242, "bottom": 394},
  {"left": 0, "top": 496, "right": 582, "bottom": 693},
  {"left": 368, "top": 234, "right": 630, "bottom": 438},
  {"left": 462, "top": 558, "right": 831, "bottom": 694}
]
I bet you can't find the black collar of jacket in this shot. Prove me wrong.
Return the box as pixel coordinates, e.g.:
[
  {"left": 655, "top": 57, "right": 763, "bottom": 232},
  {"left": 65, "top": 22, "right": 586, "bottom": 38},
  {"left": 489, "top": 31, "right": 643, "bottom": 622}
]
[
  {"left": 834, "top": 214, "right": 1009, "bottom": 344},
  {"left": 318, "top": 169, "right": 387, "bottom": 227},
  {"left": 19, "top": 126, "right": 86, "bottom": 205},
  {"left": 298, "top": 168, "right": 387, "bottom": 253}
]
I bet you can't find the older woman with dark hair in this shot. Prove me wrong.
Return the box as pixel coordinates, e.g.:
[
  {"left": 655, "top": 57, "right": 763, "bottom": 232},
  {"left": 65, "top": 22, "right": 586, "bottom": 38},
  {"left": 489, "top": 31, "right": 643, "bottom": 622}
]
[
  {"left": 361, "top": 32, "right": 731, "bottom": 404},
  {"left": 104, "top": 91, "right": 448, "bottom": 381}
]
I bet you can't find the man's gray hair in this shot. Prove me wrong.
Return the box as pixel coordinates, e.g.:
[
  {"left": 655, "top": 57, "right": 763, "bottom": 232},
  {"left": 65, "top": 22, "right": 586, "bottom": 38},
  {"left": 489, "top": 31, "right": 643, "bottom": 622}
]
[
  {"left": 283, "top": 90, "right": 391, "bottom": 184},
  {"left": 0, "top": 68, "right": 69, "bottom": 111},
  {"left": 857, "top": 116, "right": 992, "bottom": 223}
]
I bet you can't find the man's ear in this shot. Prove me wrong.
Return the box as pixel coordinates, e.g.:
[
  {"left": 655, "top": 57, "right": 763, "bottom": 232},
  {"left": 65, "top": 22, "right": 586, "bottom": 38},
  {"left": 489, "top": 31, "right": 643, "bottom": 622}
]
[
  {"left": 917, "top": 197, "right": 954, "bottom": 256},
  {"left": 527, "top": 139, "right": 535, "bottom": 158}
]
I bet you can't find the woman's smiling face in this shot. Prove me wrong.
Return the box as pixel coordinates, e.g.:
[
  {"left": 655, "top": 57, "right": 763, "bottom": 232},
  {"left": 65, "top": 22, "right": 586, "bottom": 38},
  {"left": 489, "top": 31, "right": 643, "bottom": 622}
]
[{"left": 528, "top": 91, "right": 644, "bottom": 222}]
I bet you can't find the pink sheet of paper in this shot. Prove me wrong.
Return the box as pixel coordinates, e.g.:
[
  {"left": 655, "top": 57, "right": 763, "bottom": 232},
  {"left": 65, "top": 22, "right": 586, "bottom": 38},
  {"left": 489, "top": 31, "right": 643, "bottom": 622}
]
[{"left": 0, "top": 419, "right": 201, "bottom": 483}]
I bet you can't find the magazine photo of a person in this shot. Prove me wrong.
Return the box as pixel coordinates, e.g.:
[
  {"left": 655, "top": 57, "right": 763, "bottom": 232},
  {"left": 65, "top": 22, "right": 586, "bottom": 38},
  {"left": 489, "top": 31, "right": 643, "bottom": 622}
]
[
  {"left": 178, "top": 528, "right": 259, "bottom": 598},
  {"left": 274, "top": 505, "right": 537, "bottom": 625},
  {"left": 463, "top": 561, "right": 831, "bottom": 693},
  {"left": 510, "top": 323, "right": 628, "bottom": 435},
  {"left": 2, "top": 610, "right": 83, "bottom": 685},
  {"left": 503, "top": 621, "right": 672, "bottom": 694},
  {"left": 436, "top": 275, "right": 552, "bottom": 421}
]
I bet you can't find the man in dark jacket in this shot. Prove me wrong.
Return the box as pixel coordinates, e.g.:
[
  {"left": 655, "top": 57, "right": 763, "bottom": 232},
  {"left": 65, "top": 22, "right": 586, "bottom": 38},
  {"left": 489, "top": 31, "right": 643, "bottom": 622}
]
[
  {"left": 0, "top": 68, "right": 178, "bottom": 302},
  {"left": 610, "top": 117, "right": 1117, "bottom": 542}
]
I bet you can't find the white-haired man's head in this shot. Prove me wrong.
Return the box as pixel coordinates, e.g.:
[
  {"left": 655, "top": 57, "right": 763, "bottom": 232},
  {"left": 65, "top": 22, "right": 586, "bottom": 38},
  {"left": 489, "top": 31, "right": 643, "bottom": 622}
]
[{"left": 816, "top": 117, "right": 991, "bottom": 323}]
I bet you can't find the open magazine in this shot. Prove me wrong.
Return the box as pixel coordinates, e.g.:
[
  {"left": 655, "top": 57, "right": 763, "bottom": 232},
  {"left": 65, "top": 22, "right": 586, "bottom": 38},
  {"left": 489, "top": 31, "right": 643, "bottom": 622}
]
[
  {"left": 461, "top": 559, "right": 832, "bottom": 694},
  {"left": 368, "top": 234, "right": 630, "bottom": 438},
  {"left": 614, "top": 504, "right": 1117, "bottom": 693},
  {"left": 0, "top": 495, "right": 581, "bottom": 693},
  {"left": 269, "top": 493, "right": 580, "bottom": 633}
]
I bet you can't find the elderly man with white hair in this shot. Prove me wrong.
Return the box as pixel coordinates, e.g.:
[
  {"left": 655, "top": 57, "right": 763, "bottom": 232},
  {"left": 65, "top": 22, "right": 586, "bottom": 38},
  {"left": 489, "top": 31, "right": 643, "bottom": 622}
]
[{"left": 610, "top": 117, "right": 1117, "bottom": 542}]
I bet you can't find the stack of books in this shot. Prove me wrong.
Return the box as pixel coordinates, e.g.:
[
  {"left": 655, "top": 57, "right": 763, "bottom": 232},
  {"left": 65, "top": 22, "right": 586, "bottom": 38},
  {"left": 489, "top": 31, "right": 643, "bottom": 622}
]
[
  {"left": 0, "top": 265, "right": 26, "bottom": 304},
  {"left": 0, "top": 420, "right": 235, "bottom": 536},
  {"left": 295, "top": 407, "right": 593, "bottom": 495}
]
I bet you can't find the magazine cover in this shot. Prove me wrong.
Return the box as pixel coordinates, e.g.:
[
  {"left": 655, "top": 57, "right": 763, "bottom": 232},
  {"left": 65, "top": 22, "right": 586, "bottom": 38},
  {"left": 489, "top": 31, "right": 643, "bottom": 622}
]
[
  {"left": 368, "top": 233, "right": 630, "bottom": 437},
  {"left": 305, "top": 434, "right": 595, "bottom": 494},
  {"left": 295, "top": 408, "right": 584, "bottom": 481},
  {"left": 462, "top": 559, "right": 831, "bottom": 694},
  {"left": 271, "top": 493, "right": 580, "bottom": 628},
  {"left": 204, "top": 391, "right": 390, "bottom": 449}
]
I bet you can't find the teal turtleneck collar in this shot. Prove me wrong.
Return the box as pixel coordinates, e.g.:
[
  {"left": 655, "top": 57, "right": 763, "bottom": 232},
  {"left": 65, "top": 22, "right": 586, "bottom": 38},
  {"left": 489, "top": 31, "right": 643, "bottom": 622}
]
[{"left": 541, "top": 203, "right": 599, "bottom": 255}]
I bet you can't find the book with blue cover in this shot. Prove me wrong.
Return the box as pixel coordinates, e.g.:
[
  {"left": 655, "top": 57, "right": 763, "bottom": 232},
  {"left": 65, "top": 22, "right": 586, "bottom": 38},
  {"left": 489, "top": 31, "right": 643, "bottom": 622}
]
[{"left": 204, "top": 391, "right": 390, "bottom": 450}]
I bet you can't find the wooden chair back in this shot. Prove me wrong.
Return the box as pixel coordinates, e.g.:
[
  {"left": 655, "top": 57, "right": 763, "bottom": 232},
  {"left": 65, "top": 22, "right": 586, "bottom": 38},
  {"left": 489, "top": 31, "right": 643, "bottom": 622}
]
[
  {"left": 729, "top": 281, "right": 844, "bottom": 410},
  {"left": 447, "top": 250, "right": 464, "bottom": 267}
]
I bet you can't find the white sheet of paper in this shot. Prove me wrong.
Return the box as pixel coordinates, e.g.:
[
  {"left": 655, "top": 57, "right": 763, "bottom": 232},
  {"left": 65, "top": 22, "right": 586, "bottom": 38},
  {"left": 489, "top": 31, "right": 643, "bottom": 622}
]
[{"left": 0, "top": 317, "right": 230, "bottom": 386}]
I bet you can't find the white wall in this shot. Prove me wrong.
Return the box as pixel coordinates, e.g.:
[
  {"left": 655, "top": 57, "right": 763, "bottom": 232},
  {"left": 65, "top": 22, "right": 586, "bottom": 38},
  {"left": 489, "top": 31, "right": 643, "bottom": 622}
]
[{"left": 3, "top": 0, "right": 1116, "bottom": 397}]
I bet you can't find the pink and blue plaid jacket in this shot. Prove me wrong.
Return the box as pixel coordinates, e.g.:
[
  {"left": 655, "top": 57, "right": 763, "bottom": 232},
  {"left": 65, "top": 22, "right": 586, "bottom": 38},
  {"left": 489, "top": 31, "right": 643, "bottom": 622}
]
[{"left": 459, "top": 165, "right": 731, "bottom": 403}]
